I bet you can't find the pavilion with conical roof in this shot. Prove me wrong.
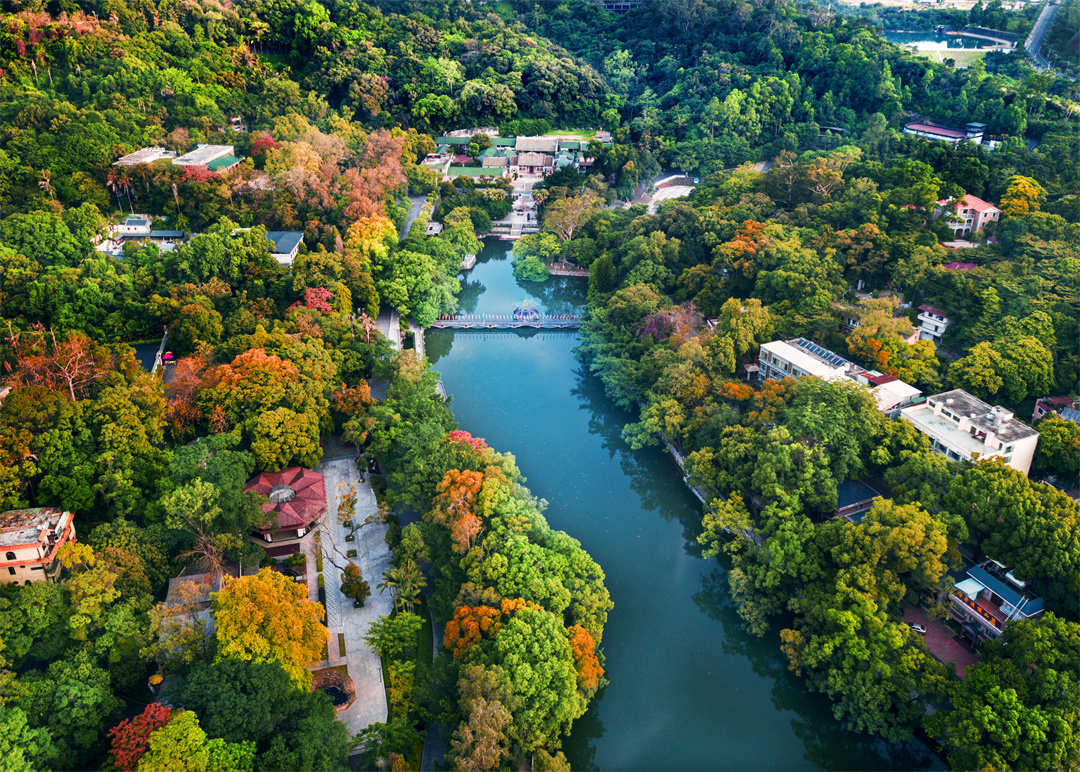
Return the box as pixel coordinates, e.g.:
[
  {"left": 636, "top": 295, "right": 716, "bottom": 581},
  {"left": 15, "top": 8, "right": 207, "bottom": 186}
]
[{"left": 244, "top": 467, "right": 327, "bottom": 542}]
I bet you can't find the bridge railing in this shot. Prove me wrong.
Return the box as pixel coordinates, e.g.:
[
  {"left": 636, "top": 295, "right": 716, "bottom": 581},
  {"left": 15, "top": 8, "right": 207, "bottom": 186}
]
[{"left": 435, "top": 314, "right": 583, "bottom": 321}]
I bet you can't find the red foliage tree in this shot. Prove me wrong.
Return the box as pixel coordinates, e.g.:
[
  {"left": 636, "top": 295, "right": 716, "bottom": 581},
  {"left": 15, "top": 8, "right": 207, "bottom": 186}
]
[
  {"left": 107, "top": 702, "right": 175, "bottom": 771},
  {"left": 446, "top": 430, "right": 488, "bottom": 453},
  {"left": 251, "top": 136, "right": 280, "bottom": 157}
]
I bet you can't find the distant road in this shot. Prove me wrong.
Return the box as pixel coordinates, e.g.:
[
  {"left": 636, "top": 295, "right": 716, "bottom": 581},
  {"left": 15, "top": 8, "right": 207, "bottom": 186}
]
[
  {"left": 400, "top": 194, "right": 427, "bottom": 240},
  {"left": 1026, "top": 0, "right": 1061, "bottom": 70}
]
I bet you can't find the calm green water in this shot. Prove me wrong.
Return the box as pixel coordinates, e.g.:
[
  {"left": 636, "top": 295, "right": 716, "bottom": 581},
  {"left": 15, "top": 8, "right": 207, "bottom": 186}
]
[{"left": 426, "top": 241, "right": 943, "bottom": 772}]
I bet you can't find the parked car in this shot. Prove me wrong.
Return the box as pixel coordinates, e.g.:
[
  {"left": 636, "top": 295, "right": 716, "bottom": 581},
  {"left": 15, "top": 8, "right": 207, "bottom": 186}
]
[{"left": 907, "top": 623, "right": 927, "bottom": 635}]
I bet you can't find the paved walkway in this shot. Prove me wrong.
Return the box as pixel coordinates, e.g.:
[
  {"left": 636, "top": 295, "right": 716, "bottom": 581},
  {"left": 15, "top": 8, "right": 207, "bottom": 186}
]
[
  {"left": 315, "top": 456, "right": 394, "bottom": 739},
  {"left": 401, "top": 194, "right": 428, "bottom": 241},
  {"left": 375, "top": 309, "right": 401, "bottom": 351},
  {"left": 904, "top": 604, "right": 980, "bottom": 680}
]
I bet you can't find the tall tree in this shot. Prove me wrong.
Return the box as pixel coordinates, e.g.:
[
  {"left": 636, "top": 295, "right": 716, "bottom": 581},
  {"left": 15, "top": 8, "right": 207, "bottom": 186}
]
[{"left": 212, "top": 569, "right": 327, "bottom": 689}]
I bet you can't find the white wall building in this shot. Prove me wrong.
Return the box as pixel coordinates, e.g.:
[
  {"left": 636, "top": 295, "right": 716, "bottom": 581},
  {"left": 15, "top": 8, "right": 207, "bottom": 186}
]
[
  {"left": 757, "top": 338, "right": 923, "bottom": 416},
  {"left": 757, "top": 338, "right": 855, "bottom": 383},
  {"left": 936, "top": 194, "right": 1001, "bottom": 238},
  {"left": 917, "top": 305, "right": 951, "bottom": 343},
  {"left": 265, "top": 231, "right": 304, "bottom": 266},
  {"left": 900, "top": 389, "right": 1040, "bottom": 475},
  {"left": 114, "top": 147, "right": 177, "bottom": 166},
  {"left": 173, "top": 144, "right": 238, "bottom": 169}
]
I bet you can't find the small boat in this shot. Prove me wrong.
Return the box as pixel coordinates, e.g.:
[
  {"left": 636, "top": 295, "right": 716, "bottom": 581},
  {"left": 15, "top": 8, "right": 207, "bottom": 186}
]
[{"left": 460, "top": 253, "right": 477, "bottom": 270}]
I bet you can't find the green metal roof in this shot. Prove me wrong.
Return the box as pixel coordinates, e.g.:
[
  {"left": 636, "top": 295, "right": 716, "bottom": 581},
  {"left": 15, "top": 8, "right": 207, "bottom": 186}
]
[
  {"left": 206, "top": 154, "right": 242, "bottom": 171},
  {"left": 492, "top": 137, "right": 516, "bottom": 146},
  {"left": 436, "top": 136, "right": 471, "bottom": 145},
  {"left": 446, "top": 166, "right": 502, "bottom": 178}
]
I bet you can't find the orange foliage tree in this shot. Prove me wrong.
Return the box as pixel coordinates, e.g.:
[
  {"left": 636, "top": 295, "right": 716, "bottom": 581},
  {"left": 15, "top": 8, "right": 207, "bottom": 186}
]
[
  {"left": 568, "top": 625, "right": 604, "bottom": 694},
  {"left": 164, "top": 356, "right": 208, "bottom": 438},
  {"left": 444, "top": 605, "right": 503, "bottom": 658},
  {"left": 443, "top": 599, "right": 543, "bottom": 659},
  {"left": 4, "top": 322, "right": 115, "bottom": 401},
  {"left": 430, "top": 469, "right": 485, "bottom": 553}
]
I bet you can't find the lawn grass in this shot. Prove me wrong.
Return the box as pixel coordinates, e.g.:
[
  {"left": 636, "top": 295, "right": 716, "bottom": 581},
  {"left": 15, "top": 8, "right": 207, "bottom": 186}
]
[
  {"left": 417, "top": 611, "right": 434, "bottom": 667},
  {"left": 908, "top": 47, "right": 988, "bottom": 68},
  {"left": 543, "top": 129, "right": 597, "bottom": 138},
  {"left": 338, "top": 632, "right": 347, "bottom": 658}
]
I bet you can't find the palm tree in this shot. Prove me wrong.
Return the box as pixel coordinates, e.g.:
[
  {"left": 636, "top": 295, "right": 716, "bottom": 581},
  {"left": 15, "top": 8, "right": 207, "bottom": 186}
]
[
  {"left": 377, "top": 560, "right": 426, "bottom": 614},
  {"left": 38, "top": 169, "right": 53, "bottom": 199}
]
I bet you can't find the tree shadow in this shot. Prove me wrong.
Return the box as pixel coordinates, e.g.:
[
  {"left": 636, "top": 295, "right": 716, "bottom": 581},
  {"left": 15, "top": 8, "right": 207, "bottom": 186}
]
[
  {"left": 693, "top": 567, "right": 944, "bottom": 771},
  {"left": 562, "top": 685, "right": 607, "bottom": 772}
]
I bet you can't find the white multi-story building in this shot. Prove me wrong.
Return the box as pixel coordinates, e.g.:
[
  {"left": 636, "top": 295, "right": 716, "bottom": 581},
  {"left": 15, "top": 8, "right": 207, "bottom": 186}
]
[
  {"left": 917, "top": 305, "right": 951, "bottom": 343},
  {"left": 757, "top": 338, "right": 922, "bottom": 416},
  {"left": 758, "top": 338, "right": 855, "bottom": 383},
  {"left": 900, "top": 389, "right": 1040, "bottom": 475}
]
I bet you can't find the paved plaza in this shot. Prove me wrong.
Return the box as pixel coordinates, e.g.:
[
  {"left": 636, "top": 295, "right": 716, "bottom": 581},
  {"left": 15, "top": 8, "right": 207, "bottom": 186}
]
[{"left": 313, "top": 455, "right": 394, "bottom": 739}]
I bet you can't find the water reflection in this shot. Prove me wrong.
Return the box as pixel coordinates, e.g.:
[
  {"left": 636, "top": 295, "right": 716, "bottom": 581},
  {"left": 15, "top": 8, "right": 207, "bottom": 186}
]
[
  {"left": 694, "top": 569, "right": 942, "bottom": 771},
  {"left": 427, "top": 246, "right": 944, "bottom": 772},
  {"left": 570, "top": 365, "right": 708, "bottom": 551}
]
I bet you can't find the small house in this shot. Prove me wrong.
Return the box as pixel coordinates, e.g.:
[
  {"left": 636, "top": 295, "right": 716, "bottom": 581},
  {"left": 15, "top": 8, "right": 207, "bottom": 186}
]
[
  {"left": 0, "top": 508, "right": 76, "bottom": 584},
  {"left": 950, "top": 560, "right": 1042, "bottom": 641},
  {"left": 266, "top": 231, "right": 304, "bottom": 266}
]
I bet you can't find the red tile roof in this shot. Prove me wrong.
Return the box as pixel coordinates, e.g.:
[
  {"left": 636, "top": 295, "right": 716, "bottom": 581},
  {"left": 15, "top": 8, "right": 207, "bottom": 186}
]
[
  {"left": 863, "top": 373, "right": 899, "bottom": 386},
  {"left": 919, "top": 304, "right": 948, "bottom": 317},
  {"left": 245, "top": 467, "right": 326, "bottom": 533},
  {"left": 960, "top": 194, "right": 998, "bottom": 212},
  {"left": 906, "top": 123, "right": 967, "bottom": 139},
  {"left": 938, "top": 194, "right": 999, "bottom": 213}
]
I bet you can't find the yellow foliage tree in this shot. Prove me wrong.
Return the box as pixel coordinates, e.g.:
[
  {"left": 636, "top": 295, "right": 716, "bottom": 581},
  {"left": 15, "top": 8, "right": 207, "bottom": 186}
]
[
  {"left": 346, "top": 214, "right": 398, "bottom": 263},
  {"left": 212, "top": 568, "right": 327, "bottom": 689},
  {"left": 999, "top": 175, "right": 1047, "bottom": 218}
]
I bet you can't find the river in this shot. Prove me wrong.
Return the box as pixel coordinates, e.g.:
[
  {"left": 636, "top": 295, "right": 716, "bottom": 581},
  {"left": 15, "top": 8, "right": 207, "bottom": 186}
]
[{"left": 425, "top": 240, "right": 944, "bottom": 772}]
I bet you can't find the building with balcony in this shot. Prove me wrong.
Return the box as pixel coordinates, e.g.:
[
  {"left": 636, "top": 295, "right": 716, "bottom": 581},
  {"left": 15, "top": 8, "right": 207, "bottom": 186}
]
[
  {"left": 900, "top": 389, "right": 1040, "bottom": 475},
  {"left": 950, "top": 560, "right": 1043, "bottom": 641},
  {"left": 917, "top": 305, "right": 951, "bottom": 343},
  {"left": 0, "top": 508, "right": 76, "bottom": 584},
  {"left": 936, "top": 194, "right": 1001, "bottom": 238}
]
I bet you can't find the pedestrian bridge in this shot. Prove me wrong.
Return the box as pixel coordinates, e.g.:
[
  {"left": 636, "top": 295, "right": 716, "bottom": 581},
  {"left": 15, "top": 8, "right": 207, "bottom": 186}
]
[{"left": 431, "top": 314, "right": 582, "bottom": 330}]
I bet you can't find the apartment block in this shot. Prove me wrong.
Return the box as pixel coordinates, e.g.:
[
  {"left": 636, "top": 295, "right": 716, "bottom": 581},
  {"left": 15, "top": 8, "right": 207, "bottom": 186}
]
[{"left": 900, "top": 389, "right": 1039, "bottom": 475}]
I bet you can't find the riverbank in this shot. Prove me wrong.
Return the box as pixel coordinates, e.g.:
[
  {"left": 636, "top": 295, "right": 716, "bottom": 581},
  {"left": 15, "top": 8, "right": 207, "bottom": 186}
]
[{"left": 423, "top": 240, "right": 943, "bottom": 770}]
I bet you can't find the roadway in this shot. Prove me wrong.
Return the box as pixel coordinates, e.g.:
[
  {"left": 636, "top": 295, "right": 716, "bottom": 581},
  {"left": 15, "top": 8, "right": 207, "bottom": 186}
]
[{"left": 1025, "top": 0, "right": 1061, "bottom": 70}]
